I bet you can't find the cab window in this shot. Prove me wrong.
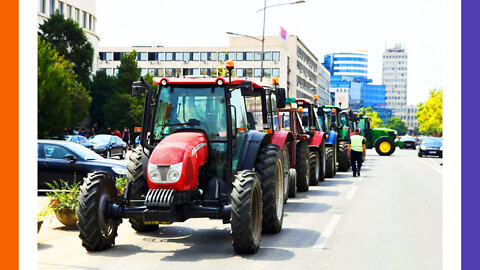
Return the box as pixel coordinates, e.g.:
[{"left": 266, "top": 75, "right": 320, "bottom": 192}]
[
  {"left": 230, "top": 89, "right": 248, "bottom": 132},
  {"left": 245, "top": 96, "right": 264, "bottom": 131}
]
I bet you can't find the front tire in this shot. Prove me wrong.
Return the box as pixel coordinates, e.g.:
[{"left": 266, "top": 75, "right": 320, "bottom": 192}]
[
  {"left": 127, "top": 146, "right": 158, "bottom": 232},
  {"left": 319, "top": 140, "right": 326, "bottom": 182},
  {"left": 325, "top": 146, "right": 335, "bottom": 178},
  {"left": 288, "top": 168, "right": 297, "bottom": 198},
  {"left": 231, "top": 170, "right": 262, "bottom": 254},
  {"left": 255, "top": 145, "right": 284, "bottom": 233},
  {"left": 281, "top": 146, "right": 290, "bottom": 204},
  {"left": 309, "top": 151, "right": 320, "bottom": 186},
  {"left": 77, "top": 172, "right": 120, "bottom": 251},
  {"left": 337, "top": 141, "right": 350, "bottom": 172},
  {"left": 295, "top": 141, "right": 310, "bottom": 192}
]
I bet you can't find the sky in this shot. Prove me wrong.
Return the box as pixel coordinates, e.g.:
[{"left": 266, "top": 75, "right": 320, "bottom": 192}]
[{"left": 96, "top": 0, "right": 443, "bottom": 105}]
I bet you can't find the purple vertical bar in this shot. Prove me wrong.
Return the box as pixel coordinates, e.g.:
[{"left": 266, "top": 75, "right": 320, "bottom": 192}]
[{"left": 462, "top": 0, "right": 480, "bottom": 268}]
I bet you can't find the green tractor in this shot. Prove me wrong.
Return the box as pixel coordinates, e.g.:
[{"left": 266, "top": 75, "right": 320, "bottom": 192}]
[{"left": 354, "top": 114, "right": 398, "bottom": 156}]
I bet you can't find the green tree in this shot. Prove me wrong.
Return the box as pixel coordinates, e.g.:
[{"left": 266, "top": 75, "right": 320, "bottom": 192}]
[
  {"left": 386, "top": 117, "right": 408, "bottom": 135},
  {"left": 359, "top": 107, "right": 384, "bottom": 128},
  {"left": 416, "top": 89, "right": 443, "bottom": 136},
  {"left": 38, "top": 39, "right": 91, "bottom": 137},
  {"left": 90, "top": 70, "right": 118, "bottom": 129},
  {"left": 38, "top": 12, "right": 94, "bottom": 87}
]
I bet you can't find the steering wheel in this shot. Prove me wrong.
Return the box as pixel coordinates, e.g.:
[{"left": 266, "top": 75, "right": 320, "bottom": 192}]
[{"left": 187, "top": 119, "right": 209, "bottom": 132}]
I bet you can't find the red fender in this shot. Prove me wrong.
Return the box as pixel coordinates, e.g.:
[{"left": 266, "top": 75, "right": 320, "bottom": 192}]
[
  {"left": 271, "top": 130, "right": 294, "bottom": 150},
  {"left": 147, "top": 132, "right": 208, "bottom": 191},
  {"left": 310, "top": 131, "right": 326, "bottom": 147}
]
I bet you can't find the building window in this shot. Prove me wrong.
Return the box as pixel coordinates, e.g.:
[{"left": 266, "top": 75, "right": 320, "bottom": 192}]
[
  {"left": 209, "top": 52, "right": 217, "bottom": 61},
  {"left": 166, "top": 52, "right": 174, "bottom": 61},
  {"left": 183, "top": 52, "right": 191, "bottom": 61},
  {"left": 40, "top": 0, "right": 46, "bottom": 13},
  {"left": 92, "top": 18, "right": 96, "bottom": 32},
  {"left": 113, "top": 52, "right": 122, "bottom": 61},
  {"left": 200, "top": 68, "right": 209, "bottom": 76},
  {"left": 105, "top": 52, "right": 113, "bottom": 61},
  {"left": 263, "top": 68, "right": 272, "bottom": 78},
  {"left": 227, "top": 52, "right": 235, "bottom": 61},
  {"left": 148, "top": 52, "right": 157, "bottom": 61},
  {"left": 83, "top": 12, "right": 87, "bottom": 28},
  {"left": 210, "top": 68, "right": 218, "bottom": 77},
  {"left": 200, "top": 52, "right": 208, "bottom": 61},
  {"left": 49, "top": 0, "right": 55, "bottom": 15},
  {"left": 76, "top": 8, "right": 80, "bottom": 23},
  {"left": 254, "top": 68, "right": 261, "bottom": 77},
  {"left": 165, "top": 68, "right": 173, "bottom": 77},
  {"left": 148, "top": 68, "right": 156, "bottom": 76},
  {"left": 236, "top": 68, "right": 245, "bottom": 77},
  {"left": 245, "top": 68, "right": 253, "bottom": 77},
  {"left": 58, "top": 1, "right": 63, "bottom": 15},
  {"left": 272, "top": 51, "right": 280, "bottom": 61},
  {"left": 254, "top": 52, "right": 262, "bottom": 61},
  {"left": 113, "top": 68, "right": 119, "bottom": 76},
  {"left": 157, "top": 52, "right": 165, "bottom": 61},
  {"left": 272, "top": 68, "right": 280, "bottom": 77},
  {"left": 192, "top": 52, "right": 200, "bottom": 61},
  {"left": 263, "top": 52, "right": 272, "bottom": 61},
  {"left": 141, "top": 69, "right": 148, "bottom": 76},
  {"left": 236, "top": 52, "right": 244, "bottom": 61},
  {"left": 246, "top": 52, "right": 253, "bottom": 61},
  {"left": 175, "top": 52, "right": 182, "bottom": 61},
  {"left": 137, "top": 52, "right": 147, "bottom": 61},
  {"left": 157, "top": 68, "right": 165, "bottom": 77},
  {"left": 218, "top": 52, "right": 226, "bottom": 62},
  {"left": 106, "top": 69, "right": 113, "bottom": 76},
  {"left": 89, "top": 14, "right": 93, "bottom": 31}
]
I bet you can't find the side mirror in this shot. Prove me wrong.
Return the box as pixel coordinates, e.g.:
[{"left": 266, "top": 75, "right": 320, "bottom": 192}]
[
  {"left": 240, "top": 81, "right": 254, "bottom": 96},
  {"left": 64, "top": 154, "right": 76, "bottom": 163},
  {"left": 276, "top": 88, "right": 286, "bottom": 108},
  {"left": 132, "top": 81, "right": 144, "bottom": 97}
]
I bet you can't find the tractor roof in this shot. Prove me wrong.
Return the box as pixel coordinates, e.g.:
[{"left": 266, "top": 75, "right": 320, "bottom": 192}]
[
  {"left": 153, "top": 77, "right": 271, "bottom": 90},
  {"left": 296, "top": 98, "right": 313, "bottom": 104}
]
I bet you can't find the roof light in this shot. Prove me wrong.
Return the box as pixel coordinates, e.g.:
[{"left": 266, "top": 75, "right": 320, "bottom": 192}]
[
  {"left": 161, "top": 79, "right": 168, "bottom": 86},
  {"left": 226, "top": 60, "right": 235, "bottom": 69},
  {"left": 298, "top": 106, "right": 304, "bottom": 113},
  {"left": 216, "top": 78, "right": 224, "bottom": 86},
  {"left": 332, "top": 109, "right": 337, "bottom": 113},
  {"left": 272, "top": 77, "right": 279, "bottom": 85},
  {"left": 313, "top": 95, "right": 318, "bottom": 100}
]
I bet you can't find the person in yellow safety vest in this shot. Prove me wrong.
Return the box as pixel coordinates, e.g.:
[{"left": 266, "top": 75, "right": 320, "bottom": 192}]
[{"left": 348, "top": 128, "right": 367, "bottom": 177}]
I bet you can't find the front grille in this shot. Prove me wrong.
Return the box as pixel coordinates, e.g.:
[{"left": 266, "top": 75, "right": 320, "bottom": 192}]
[{"left": 145, "top": 189, "right": 175, "bottom": 207}]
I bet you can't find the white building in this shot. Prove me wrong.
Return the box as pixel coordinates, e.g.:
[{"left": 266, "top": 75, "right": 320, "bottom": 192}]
[
  {"left": 38, "top": 0, "right": 100, "bottom": 74},
  {"left": 98, "top": 36, "right": 324, "bottom": 100},
  {"left": 382, "top": 44, "right": 417, "bottom": 133},
  {"left": 317, "top": 64, "right": 331, "bottom": 105}
]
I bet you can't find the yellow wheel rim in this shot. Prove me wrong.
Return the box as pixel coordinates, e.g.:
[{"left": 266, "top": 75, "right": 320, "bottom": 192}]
[{"left": 379, "top": 141, "right": 391, "bottom": 153}]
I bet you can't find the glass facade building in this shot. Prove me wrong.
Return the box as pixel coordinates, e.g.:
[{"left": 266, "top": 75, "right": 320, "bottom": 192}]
[{"left": 323, "top": 53, "right": 368, "bottom": 78}]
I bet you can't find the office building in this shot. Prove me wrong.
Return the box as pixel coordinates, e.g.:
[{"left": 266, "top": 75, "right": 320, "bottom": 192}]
[
  {"left": 38, "top": 0, "right": 100, "bottom": 74},
  {"left": 98, "top": 36, "right": 325, "bottom": 101},
  {"left": 323, "top": 52, "right": 368, "bottom": 78}
]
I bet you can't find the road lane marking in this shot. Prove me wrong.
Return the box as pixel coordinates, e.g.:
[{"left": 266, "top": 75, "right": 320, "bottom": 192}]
[
  {"left": 346, "top": 185, "right": 358, "bottom": 200},
  {"left": 404, "top": 154, "right": 443, "bottom": 175},
  {"left": 313, "top": 214, "right": 342, "bottom": 250}
]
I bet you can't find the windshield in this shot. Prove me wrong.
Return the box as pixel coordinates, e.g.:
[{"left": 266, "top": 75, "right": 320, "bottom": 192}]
[
  {"left": 68, "top": 142, "right": 103, "bottom": 160},
  {"left": 154, "top": 86, "right": 227, "bottom": 140},
  {"left": 423, "top": 137, "right": 442, "bottom": 145},
  {"left": 89, "top": 135, "right": 111, "bottom": 144},
  {"left": 401, "top": 136, "right": 416, "bottom": 142}
]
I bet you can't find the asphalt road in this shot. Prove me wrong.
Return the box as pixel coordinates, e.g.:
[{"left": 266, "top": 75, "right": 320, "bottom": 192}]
[{"left": 37, "top": 147, "right": 442, "bottom": 270}]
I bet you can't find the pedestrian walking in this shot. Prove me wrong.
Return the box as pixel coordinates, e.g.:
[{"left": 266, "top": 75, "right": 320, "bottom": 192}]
[
  {"left": 122, "top": 127, "right": 130, "bottom": 149},
  {"left": 73, "top": 127, "right": 79, "bottom": 135},
  {"left": 91, "top": 123, "right": 98, "bottom": 136},
  {"left": 114, "top": 129, "right": 122, "bottom": 138},
  {"left": 106, "top": 127, "right": 112, "bottom": 135},
  {"left": 348, "top": 129, "right": 366, "bottom": 177}
]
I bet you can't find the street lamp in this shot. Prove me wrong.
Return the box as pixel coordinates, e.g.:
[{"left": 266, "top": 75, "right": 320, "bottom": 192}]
[{"left": 226, "top": 0, "right": 305, "bottom": 82}]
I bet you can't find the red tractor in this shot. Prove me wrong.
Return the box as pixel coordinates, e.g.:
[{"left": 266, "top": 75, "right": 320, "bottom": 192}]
[
  {"left": 295, "top": 97, "right": 327, "bottom": 185},
  {"left": 76, "top": 62, "right": 292, "bottom": 254}
]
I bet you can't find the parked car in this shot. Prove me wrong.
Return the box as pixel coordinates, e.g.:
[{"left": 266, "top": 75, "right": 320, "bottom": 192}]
[
  {"left": 400, "top": 136, "right": 417, "bottom": 149},
  {"left": 64, "top": 135, "right": 93, "bottom": 150},
  {"left": 37, "top": 140, "right": 127, "bottom": 190},
  {"left": 88, "top": 134, "right": 127, "bottom": 159},
  {"left": 418, "top": 137, "right": 443, "bottom": 158}
]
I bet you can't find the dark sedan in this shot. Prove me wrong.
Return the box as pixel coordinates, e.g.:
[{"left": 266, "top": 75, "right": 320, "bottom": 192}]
[
  {"left": 400, "top": 136, "right": 417, "bottom": 149},
  {"left": 418, "top": 137, "right": 443, "bottom": 158},
  {"left": 38, "top": 140, "right": 127, "bottom": 191},
  {"left": 64, "top": 135, "right": 93, "bottom": 150},
  {"left": 88, "top": 135, "right": 127, "bottom": 159}
]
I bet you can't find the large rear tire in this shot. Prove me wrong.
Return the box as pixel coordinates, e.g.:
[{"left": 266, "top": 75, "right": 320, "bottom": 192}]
[
  {"left": 126, "top": 146, "right": 158, "bottom": 232},
  {"left": 325, "top": 146, "right": 335, "bottom": 178},
  {"left": 309, "top": 151, "right": 320, "bottom": 186},
  {"left": 255, "top": 145, "right": 284, "bottom": 233},
  {"left": 295, "top": 142, "right": 310, "bottom": 192},
  {"left": 337, "top": 141, "right": 350, "bottom": 172},
  {"left": 281, "top": 146, "right": 290, "bottom": 204},
  {"left": 231, "top": 170, "right": 262, "bottom": 254},
  {"left": 288, "top": 168, "right": 297, "bottom": 198},
  {"left": 375, "top": 137, "right": 396, "bottom": 156},
  {"left": 77, "top": 172, "right": 120, "bottom": 251}
]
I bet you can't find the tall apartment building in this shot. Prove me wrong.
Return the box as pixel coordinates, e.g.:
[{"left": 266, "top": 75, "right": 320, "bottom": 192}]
[
  {"left": 38, "top": 0, "right": 100, "bottom": 74},
  {"left": 98, "top": 36, "right": 324, "bottom": 101},
  {"left": 382, "top": 44, "right": 418, "bottom": 133}
]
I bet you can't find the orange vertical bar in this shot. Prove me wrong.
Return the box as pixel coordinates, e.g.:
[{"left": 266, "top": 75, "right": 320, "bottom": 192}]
[{"left": 0, "top": 0, "right": 19, "bottom": 268}]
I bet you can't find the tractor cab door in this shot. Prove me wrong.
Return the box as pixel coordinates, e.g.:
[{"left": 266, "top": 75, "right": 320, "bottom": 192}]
[{"left": 230, "top": 88, "right": 249, "bottom": 171}]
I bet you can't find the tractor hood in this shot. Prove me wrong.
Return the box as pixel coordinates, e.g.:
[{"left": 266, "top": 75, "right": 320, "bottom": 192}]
[
  {"left": 147, "top": 132, "right": 208, "bottom": 190},
  {"left": 372, "top": 127, "right": 397, "bottom": 134}
]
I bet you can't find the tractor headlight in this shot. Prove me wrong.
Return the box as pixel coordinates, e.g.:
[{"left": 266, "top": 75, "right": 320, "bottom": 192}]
[{"left": 148, "top": 162, "right": 183, "bottom": 183}]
